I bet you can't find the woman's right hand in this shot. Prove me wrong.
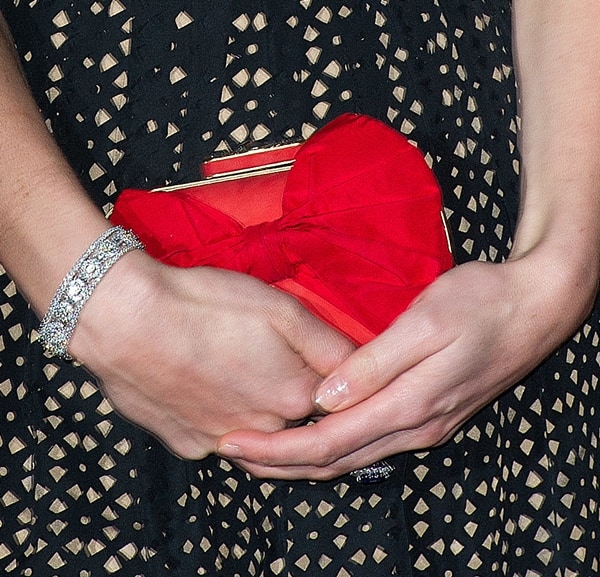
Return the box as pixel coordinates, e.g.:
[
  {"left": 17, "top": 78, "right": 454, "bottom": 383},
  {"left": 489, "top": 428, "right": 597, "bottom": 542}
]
[
  {"left": 68, "top": 250, "right": 355, "bottom": 460},
  {"left": 0, "top": 14, "right": 354, "bottom": 461}
]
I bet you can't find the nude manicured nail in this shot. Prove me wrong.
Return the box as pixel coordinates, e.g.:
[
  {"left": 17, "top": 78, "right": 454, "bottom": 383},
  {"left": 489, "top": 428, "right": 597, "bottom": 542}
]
[
  {"left": 314, "top": 375, "right": 349, "bottom": 412},
  {"left": 217, "top": 443, "right": 243, "bottom": 459}
]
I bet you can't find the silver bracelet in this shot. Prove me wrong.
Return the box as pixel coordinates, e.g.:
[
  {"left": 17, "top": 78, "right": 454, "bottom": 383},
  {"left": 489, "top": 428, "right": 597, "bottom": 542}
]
[{"left": 38, "top": 226, "right": 144, "bottom": 360}]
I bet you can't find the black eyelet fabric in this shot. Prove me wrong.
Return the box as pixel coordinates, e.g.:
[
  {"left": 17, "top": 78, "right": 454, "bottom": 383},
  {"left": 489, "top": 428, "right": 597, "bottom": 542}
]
[{"left": 1, "top": 2, "right": 599, "bottom": 575}]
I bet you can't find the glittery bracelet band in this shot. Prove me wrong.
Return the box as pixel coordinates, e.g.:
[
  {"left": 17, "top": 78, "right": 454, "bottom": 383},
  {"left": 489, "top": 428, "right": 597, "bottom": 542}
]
[
  {"left": 349, "top": 460, "right": 396, "bottom": 484},
  {"left": 38, "top": 226, "right": 144, "bottom": 360}
]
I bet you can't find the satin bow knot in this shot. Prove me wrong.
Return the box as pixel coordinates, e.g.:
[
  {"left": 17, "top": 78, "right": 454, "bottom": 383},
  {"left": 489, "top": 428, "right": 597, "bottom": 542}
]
[{"left": 241, "top": 219, "right": 297, "bottom": 283}]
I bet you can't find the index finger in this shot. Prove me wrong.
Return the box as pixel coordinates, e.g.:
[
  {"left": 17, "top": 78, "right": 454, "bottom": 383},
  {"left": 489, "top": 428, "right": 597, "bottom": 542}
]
[
  {"left": 312, "top": 302, "right": 454, "bottom": 414},
  {"left": 217, "top": 387, "right": 424, "bottom": 469}
]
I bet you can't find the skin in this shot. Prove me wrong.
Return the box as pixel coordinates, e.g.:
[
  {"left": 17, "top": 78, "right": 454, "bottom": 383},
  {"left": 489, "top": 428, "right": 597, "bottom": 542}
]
[
  {"left": 0, "top": 15, "right": 355, "bottom": 460},
  {"left": 2, "top": 3, "right": 599, "bottom": 481},
  {"left": 217, "top": 0, "right": 600, "bottom": 480}
]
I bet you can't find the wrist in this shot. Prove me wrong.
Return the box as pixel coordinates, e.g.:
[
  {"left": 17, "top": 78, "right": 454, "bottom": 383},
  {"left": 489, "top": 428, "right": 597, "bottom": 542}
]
[
  {"left": 0, "top": 175, "right": 112, "bottom": 317},
  {"left": 38, "top": 227, "right": 145, "bottom": 359},
  {"left": 67, "top": 249, "right": 165, "bottom": 366},
  {"left": 508, "top": 187, "right": 600, "bottom": 325},
  {"left": 507, "top": 239, "right": 600, "bottom": 340}
]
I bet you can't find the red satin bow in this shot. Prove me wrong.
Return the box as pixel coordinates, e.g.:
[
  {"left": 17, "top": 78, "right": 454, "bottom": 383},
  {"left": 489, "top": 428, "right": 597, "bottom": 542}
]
[{"left": 111, "top": 114, "right": 453, "bottom": 344}]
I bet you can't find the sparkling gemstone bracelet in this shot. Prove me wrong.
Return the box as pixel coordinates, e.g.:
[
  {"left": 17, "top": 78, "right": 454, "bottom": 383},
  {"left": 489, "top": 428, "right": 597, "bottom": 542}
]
[{"left": 38, "top": 226, "right": 144, "bottom": 360}]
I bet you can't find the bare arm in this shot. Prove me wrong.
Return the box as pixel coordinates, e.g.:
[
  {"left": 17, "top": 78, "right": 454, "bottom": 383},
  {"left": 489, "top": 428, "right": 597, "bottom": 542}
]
[
  {"left": 0, "top": 14, "right": 354, "bottom": 459},
  {"left": 0, "top": 16, "right": 111, "bottom": 312},
  {"left": 509, "top": 0, "right": 600, "bottom": 292},
  {"left": 218, "top": 0, "right": 600, "bottom": 479}
]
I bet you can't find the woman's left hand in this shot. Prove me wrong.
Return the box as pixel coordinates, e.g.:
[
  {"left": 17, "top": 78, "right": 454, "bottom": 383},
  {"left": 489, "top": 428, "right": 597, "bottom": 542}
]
[
  {"left": 217, "top": 254, "right": 597, "bottom": 480},
  {"left": 217, "top": 0, "right": 600, "bottom": 480}
]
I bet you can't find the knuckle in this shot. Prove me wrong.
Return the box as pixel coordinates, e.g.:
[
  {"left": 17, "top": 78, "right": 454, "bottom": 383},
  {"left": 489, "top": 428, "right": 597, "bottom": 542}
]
[
  {"left": 269, "top": 292, "right": 306, "bottom": 325},
  {"left": 415, "top": 308, "right": 445, "bottom": 340},
  {"left": 415, "top": 422, "right": 448, "bottom": 449},
  {"left": 354, "top": 348, "right": 384, "bottom": 382},
  {"left": 166, "top": 435, "right": 212, "bottom": 461}
]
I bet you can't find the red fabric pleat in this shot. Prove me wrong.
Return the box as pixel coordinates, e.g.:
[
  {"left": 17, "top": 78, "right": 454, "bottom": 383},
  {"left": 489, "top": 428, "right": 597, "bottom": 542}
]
[{"left": 111, "top": 113, "right": 453, "bottom": 344}]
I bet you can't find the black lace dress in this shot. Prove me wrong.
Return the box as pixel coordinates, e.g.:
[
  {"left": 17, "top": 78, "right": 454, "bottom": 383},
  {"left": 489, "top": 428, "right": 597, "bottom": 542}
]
[{"left": 1, "top": 2, "right": 599, "bottom": 576}]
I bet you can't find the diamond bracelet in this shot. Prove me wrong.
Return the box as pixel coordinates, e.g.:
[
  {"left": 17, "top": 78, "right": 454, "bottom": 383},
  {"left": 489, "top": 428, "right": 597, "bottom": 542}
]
[{"left": 38, "top": 226, "right": 144, "bottom": 360}]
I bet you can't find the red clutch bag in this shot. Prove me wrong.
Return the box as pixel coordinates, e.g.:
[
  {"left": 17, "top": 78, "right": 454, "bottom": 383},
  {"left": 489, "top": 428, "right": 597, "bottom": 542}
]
[{"left": 111, "top": 113, "right": 453, "bottom": 345}]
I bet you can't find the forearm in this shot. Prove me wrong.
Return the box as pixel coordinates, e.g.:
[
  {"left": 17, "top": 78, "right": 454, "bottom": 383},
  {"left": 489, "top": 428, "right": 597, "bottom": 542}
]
[
  {"left": 0, "top": 14, "right": 109, "bottom": 316},
  {"left": 510, "top": 1, "right": 600, "bottom": 274}
]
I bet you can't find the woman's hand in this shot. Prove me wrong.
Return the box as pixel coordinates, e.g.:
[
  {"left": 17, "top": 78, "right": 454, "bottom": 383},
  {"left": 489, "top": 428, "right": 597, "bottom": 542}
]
[
  {"left": 0, "top": 11, "right": 355, "bottom": 462},
  {"left": 69, "top": 251, "right": 355, "bottom": 460},
  {"left": 217, "top": 252, "right": 598, "bottom": 479},
  {"left": 215, "top": 0, "right": 600, "bottom": 481}
]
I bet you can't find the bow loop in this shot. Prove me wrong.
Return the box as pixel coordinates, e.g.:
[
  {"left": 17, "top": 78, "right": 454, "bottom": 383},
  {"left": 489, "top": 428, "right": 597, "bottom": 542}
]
[{"left": 111, "top": 113, "right": 453, "bottom": 344}]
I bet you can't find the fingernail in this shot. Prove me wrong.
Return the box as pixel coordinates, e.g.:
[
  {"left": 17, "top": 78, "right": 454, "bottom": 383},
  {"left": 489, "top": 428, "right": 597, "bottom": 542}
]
[
  {"left": 314, "top": 375, "right": 349, "bottom": 412},
  {"left": 217, "top": 443, "right": 243, "bottom": 459}
]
